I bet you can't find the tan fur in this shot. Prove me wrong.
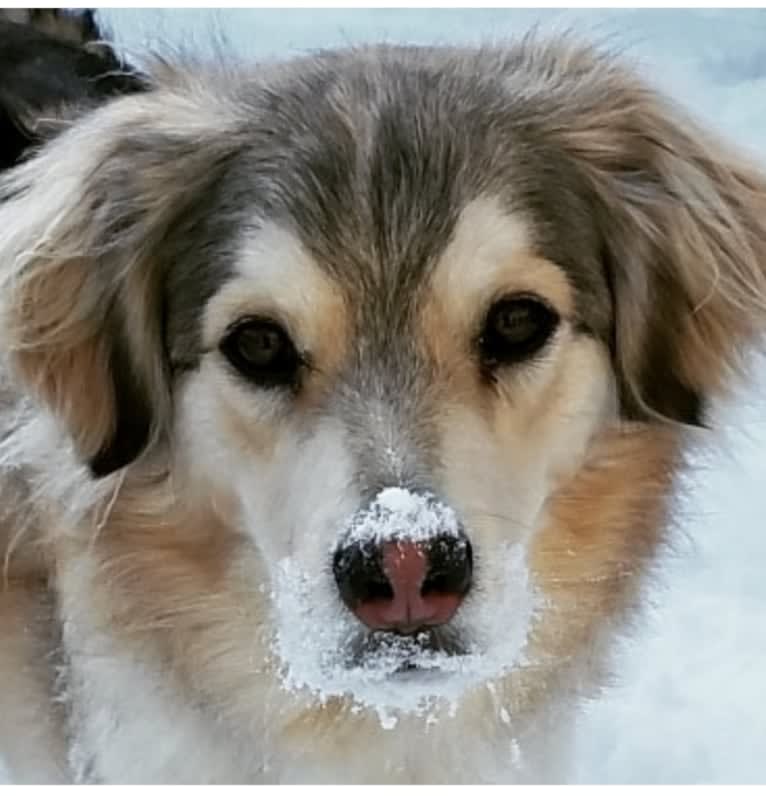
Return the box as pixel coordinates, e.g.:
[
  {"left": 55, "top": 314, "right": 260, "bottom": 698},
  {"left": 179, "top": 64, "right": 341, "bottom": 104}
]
[
  {"left": 0, "top": 38, "right": 765, "bottom": 783},
  {"left": 422, "top": 197, "right": 583, "bottom": 420},
  {"left": 10, "top": 260, "right": 118, "bottom": 465},
  {"left": 428, "top": 197, "right": 576, "bottom": 327},
  {"left": 530, "top": 425, "right": 683, "bottom": 667},
  {"left": 535, "top": 38, "right": 766, "bottom": 413},
  {"left": 204, "top": 224, "right": 352, "bottom": 406},
  {"left": 0, "top": 88, "right": 240, "bottom": 471}
]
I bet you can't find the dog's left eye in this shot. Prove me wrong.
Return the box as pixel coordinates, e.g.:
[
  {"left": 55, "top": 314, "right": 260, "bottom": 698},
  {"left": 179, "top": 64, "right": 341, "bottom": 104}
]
[
  {"left": 478, "top": 295, "right": 559, "bottom": 368},
  {"left": 220, "top": 318, "right": 302, "bottom": 388}
]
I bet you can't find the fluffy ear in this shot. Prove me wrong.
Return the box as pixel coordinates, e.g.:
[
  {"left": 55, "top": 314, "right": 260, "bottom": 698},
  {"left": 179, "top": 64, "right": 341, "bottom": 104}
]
[
  {"left": 0, "top": 81, "right": 239, "bottom": 476},
  {"left": 547, "top": 45, "right": 766, "bottom": 426}
]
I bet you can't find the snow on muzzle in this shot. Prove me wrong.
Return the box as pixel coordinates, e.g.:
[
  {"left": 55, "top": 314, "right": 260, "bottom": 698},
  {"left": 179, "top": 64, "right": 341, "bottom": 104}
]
[{"left": 271, "top": 486, "right": 537, "bottom": 724}]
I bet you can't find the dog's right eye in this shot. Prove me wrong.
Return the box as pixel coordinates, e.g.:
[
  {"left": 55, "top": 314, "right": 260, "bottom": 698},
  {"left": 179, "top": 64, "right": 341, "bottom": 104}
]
[
  {"left": 478, "top": 294, "right": 559, "bottom": 370},
  {"left": 220, "top": 318, "right": 303, "bottom": 388}
]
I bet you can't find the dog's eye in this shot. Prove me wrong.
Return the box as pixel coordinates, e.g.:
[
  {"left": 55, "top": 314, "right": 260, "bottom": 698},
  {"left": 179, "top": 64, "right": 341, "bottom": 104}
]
[
  {"left": 220, "top": 318, "right": 302, "bottom": 388},
  {"left": 479, "top": 295, "right": 559, "bottom": 368}
]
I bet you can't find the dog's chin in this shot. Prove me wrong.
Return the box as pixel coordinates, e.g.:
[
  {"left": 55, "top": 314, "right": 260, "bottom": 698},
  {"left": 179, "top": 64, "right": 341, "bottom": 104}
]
[{"left": 345, "top": 626, "right": 468, "bottom": 674}]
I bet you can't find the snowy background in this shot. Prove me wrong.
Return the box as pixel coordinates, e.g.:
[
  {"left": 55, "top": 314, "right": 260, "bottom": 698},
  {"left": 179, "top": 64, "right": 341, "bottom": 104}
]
[{"left": 3, "top": 7, "right": 766, "bottom": 784}]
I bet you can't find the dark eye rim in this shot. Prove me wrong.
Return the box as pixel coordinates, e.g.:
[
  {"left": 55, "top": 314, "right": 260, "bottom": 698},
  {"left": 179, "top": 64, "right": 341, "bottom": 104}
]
[
  {"left": 477, "top": 292, "right": 561, "bottom": 372},
  {"left": 218, "top": 315, "right": 307, "bottom": 389}
]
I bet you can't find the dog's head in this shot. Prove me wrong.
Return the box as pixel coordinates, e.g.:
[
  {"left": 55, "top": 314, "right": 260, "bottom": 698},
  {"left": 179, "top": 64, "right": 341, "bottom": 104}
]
[{"left": 2, "top": 40, "right": 765, "bottom": 719}]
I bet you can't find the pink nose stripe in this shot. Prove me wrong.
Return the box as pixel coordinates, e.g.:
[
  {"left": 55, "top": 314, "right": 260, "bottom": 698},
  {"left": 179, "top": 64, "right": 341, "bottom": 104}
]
[
  {"left": 382, "top": 541, "right": 428, "bottom": 595},
  {"left": 352, "top": 541, "right": 461, "bottom": 631}
]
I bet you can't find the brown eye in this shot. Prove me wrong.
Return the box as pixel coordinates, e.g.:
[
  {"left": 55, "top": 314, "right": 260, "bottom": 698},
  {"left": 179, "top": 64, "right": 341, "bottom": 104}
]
[
  {"left": 479, "top": 295, "right": 559, "bottom": 369},
  {"left": 220, "top": 318, "right": 302, "bottom": 388}
]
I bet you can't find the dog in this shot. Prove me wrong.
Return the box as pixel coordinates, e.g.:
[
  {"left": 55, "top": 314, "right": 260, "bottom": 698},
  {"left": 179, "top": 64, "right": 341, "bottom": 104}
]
[
  {"left": 0, "top": 33, "right": 765, "bottom": 783},
  {"left": 0, "top": 8, "right": 143, "bottom": 171}
]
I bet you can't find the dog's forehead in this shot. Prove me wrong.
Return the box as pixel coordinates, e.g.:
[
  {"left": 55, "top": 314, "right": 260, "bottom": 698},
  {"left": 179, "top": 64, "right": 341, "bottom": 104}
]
[
  {"left": 167, "top": 48, "right": 612, "bottom": 365},
  {"left": 234, "top": 50, "right": 611, "bottom": 334},
  {"left": 237, "top": 55, "right": 473, "bottom": 310}
]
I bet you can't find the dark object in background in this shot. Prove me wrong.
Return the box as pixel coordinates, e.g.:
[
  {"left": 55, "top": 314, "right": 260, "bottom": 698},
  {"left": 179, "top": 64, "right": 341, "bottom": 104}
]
[{"left": 0, "top": 9, "right": 144, "bottom": 171}]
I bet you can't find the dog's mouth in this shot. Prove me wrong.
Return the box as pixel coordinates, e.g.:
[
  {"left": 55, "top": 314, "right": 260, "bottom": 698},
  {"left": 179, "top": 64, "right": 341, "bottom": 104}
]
[
  {"left": 345, "top": 626, "right": 468, "bottom": 673},
  {"left": 272, "top": 548, "right": 535, "bottom": 719}
]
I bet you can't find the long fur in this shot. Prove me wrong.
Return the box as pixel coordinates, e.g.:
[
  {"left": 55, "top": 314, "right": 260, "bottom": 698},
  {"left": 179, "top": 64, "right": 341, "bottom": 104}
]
[{"left": 0, "top": 35, "right": 765, "bottom": 784}]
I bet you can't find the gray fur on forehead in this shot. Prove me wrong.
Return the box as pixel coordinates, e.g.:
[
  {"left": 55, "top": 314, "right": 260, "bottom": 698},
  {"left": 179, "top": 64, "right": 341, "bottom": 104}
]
[{"left": 163, "top": 41, "right": 616, "bottom": 363}]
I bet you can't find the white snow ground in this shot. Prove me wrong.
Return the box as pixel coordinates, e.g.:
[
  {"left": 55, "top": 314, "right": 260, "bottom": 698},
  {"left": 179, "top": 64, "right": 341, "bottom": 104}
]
[{"left": 2, "top": 8, "right": 766, "bottom": 784}]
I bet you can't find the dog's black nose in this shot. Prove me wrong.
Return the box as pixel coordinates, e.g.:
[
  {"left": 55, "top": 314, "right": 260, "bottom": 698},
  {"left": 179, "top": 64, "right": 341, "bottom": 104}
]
[{"left": 332, "top": 533, "right": 473, "bottom": 633}]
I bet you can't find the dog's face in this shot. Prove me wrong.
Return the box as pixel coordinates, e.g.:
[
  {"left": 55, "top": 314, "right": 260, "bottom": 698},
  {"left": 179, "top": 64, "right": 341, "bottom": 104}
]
[
  {"left": 2, "top": 40, "right": 765, "bottom": 723},
  {"left": 179, "top": 195, "right": 616, "bottom": 701}
]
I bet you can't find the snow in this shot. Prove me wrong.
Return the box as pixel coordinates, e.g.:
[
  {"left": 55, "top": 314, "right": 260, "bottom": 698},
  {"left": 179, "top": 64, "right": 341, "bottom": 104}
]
[
  {"left": 270, "top": 490, "right": 536, "bottom": 730},
  {"left": 573, "top": 366, "right": 766, "bottom": 784},
  {"left": 342, "top": 487, "right": 462, "bottom": 545},
  {"left": 273, "top": 538, "right": 536, "bottom": 730},
  {"left": 2, "top": 7, "right": 766, "bottom": 784}
]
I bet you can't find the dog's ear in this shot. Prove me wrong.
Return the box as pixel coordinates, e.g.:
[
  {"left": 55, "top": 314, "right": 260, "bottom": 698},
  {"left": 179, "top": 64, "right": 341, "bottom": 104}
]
[
  {"left": 546, "top": 47, "right": 766, "bottom": 426},
  {"left": 0, "top": 83, "right": 239, "bottom": 476}
]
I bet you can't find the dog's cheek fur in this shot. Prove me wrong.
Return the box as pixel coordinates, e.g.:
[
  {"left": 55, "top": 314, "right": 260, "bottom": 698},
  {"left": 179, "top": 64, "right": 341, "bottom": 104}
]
[
  {"left": 52, "top": 490, "right": 279, "bottom": 780},
  {"left": 527, "top": 423, "right": 684, "bottom": 691},
  {"left": 433, "top": 336, "right": 616, "bottom": 608},
  {"left": 175, "top": 363, "right": 360, "bottom": 568},
  {"left": 52, "top": 376, "right": 366, "bottom": 773},
  {"left": 431, "top": 364, "right": 682, "bottom": 722}
]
